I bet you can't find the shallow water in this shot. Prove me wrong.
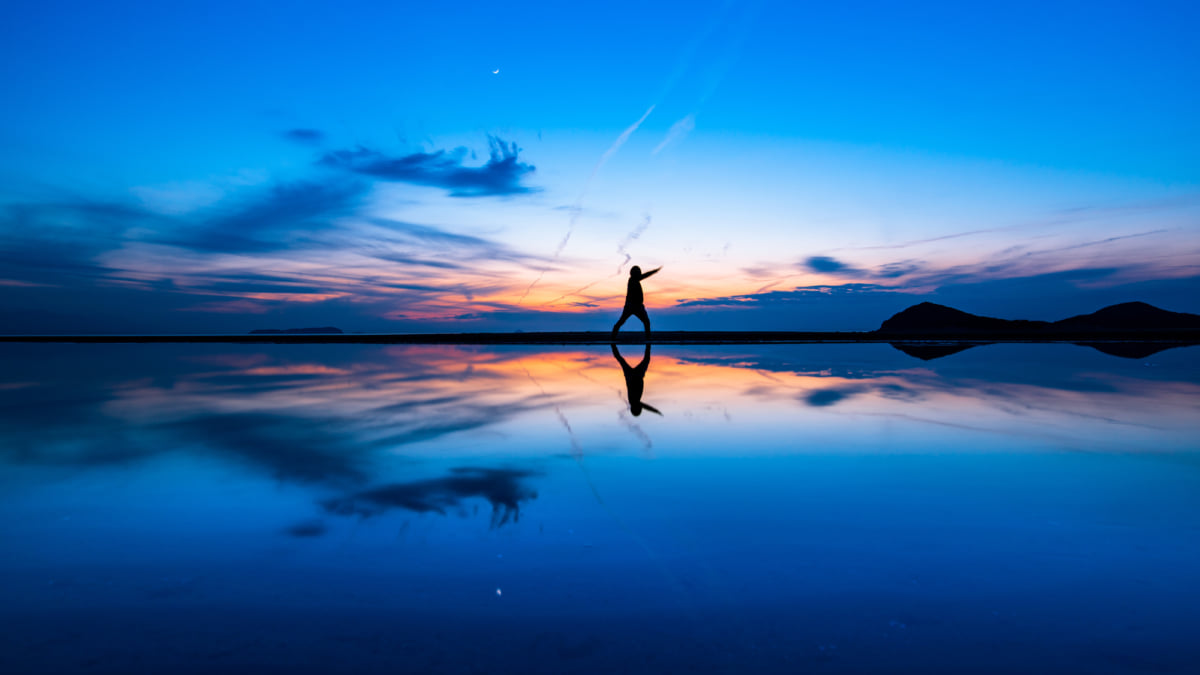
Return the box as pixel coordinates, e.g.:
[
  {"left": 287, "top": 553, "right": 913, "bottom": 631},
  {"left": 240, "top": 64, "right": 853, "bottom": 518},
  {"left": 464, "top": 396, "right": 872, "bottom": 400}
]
[{"left": 2, "top": 342, "right": 1199, "bottom": 673}]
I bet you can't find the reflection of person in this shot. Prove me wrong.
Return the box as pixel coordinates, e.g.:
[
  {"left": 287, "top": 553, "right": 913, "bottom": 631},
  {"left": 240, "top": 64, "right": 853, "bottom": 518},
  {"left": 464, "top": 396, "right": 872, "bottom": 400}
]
[
  {"left": 611, "top": 343, "right": 661, "bottom": 416},
  {"left": 612, "top": 265, "right": 661, "bottom": 335}
]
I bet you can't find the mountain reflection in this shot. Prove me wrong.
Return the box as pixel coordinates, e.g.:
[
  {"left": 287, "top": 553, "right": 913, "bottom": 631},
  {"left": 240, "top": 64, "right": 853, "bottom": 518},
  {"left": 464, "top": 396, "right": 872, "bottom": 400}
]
[{"left": 888, "top": 340, "right": 1189, "bottom": 361}]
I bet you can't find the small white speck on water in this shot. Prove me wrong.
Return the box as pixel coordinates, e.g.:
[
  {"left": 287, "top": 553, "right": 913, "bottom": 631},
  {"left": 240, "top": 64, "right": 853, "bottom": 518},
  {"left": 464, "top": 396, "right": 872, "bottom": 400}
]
[{"left": 496, "top": 588, "right": 502, "bottom": 597}]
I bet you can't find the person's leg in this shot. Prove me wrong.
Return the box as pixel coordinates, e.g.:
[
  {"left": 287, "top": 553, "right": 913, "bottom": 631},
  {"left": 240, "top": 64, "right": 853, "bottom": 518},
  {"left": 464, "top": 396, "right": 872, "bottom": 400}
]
[
  {"left": 635, "top": 306, "right": 651, "bottom": 334},
  {"left": 613, "top": 307, "right": 634, "bottom": 333}
]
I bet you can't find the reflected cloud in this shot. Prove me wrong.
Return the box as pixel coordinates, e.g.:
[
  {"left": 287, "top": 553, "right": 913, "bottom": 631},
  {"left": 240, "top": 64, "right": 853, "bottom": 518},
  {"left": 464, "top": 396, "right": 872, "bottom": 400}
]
[
  {"left": 1, "top": 342, "right": 1198, "bottom": 516},
  {"left": 285, "top": 520, "right": 328, "bottom": 537},
  {"left": 322, "top": 467, "right": 539, "bottom": 528},
  {"left": 805, "top": 387, "right": 860, "bottom": 407},
  {"left": 0, "top": 344, "right": 576, "bottom": 482},
  {"left": 667, "top": 344, "right": 1200, "bottom": 451},
  {"left": 163, "top": 412, "right": 371, "bottom": 486}
]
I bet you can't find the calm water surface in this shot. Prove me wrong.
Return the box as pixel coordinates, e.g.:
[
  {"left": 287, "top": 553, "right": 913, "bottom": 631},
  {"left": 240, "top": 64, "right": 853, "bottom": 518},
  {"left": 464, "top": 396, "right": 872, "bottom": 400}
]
[{"left": 2, "top": 342, "right": 1199, "bottom": 673}]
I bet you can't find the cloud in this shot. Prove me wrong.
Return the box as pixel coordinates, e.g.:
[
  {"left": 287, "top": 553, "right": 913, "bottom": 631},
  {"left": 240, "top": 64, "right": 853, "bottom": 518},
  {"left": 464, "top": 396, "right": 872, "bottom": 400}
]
[
  {"left": 285, "top": 520, "right": 327, "bottom": 537},
  {"left": 676, "top": 283, "right": 899, "bottom": 309},
  {"left": 319, "top": 135, "right": 538, "bottom": 197},
  {"left": 799, "top": 255, "right": 922, "bottom": 280},
  {"left": 0, "top": 201, "right": 137, "bottom": 286},
  {"left": 132, "top": 181, "right": 227, "bottom": 215},
  {"left": 876, "top": 262, "right": 922, "bottom": 278},
  {"left": 371, "top": 253, "right": 466, "bottom": 270},
  {"left": 282, "top": 128, "right": 326, "bottom": 145},
  {"left": 805, "top": 255, "right": 862, "bottom": 275},
  {"left": 663, "top": 268, "right": 1200, "bottom": 331},
  {"left": 322, "top": 467, "right": 540, "bottom": 528},
  {"left": 164, "top": 412, "right": 371, "bottom": 485},
  {"left": 798, "top": 226, "right": 1179, "bottom": 296},
  {"left": 0, "top": 177, "right": 563, "bottom": 332},
  {"left": 363, "top": 218, "right": 552, "bottom": 271},
  {"left": 805, "top": 387, "right": 861, "bottom": 407},
  {"left": 163, "top": 179, "right": 367, "bottom": 253}
]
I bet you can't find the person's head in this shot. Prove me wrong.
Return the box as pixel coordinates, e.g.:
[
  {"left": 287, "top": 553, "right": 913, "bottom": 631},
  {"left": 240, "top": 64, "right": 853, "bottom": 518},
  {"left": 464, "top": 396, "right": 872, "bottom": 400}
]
[{"left": 630, "top": 265, "right": 641, "bottom": 277}]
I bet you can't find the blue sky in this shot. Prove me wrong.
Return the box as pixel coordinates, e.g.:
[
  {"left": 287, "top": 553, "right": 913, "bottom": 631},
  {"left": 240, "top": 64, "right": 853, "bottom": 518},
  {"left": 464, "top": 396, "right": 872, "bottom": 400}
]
[{"left": 1, "top": 0, "right": 1197, "bottom": 332}]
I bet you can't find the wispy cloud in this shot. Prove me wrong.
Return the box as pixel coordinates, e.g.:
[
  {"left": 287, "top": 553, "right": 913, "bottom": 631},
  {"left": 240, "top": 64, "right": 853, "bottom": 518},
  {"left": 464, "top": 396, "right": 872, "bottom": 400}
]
[
  {"left": 804, "top": 255, "right": 862, "bottom": 275},
  {"left": 0, "top": 167, "right": 559, "bottom": 331},
  {"left": 320, "top": 135, "right": 537, "bottom": 197},
  {"left": 667, "top": 267, "right": 1200, "bottom": 331},
  {"left": 161, "top": 179, "right": 368, "bottom": 253},
  {"left": 282, "top": 128, "right": 326, "bottom": 145},
  {"left": 801, "top": 255, "right": 922, "bottom": 280},
  {"left": 675, "top": 283, "right": 899, "bottom": 309}
]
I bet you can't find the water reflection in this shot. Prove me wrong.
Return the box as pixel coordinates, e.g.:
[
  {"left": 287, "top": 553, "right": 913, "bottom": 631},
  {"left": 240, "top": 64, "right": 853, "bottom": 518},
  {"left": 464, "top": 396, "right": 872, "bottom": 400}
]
[
  {"left": 322, "top": 467, "right": 539, "bottom": 528},
  {"left": 2, "top": 343, "right": 1200, "bottom": 673},
  {"left": 1, "top": 342, "right": 1198, "bottom": 503},
  {"left": 611, "top": 343, "right": 661, "bottom": 416},
  {"left": 888, "top": 340, "right": 1190, "bottom": 361}
]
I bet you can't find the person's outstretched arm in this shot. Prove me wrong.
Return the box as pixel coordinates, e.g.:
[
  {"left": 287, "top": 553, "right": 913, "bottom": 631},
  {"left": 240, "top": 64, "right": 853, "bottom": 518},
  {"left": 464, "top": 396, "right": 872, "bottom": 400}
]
[{"left": 637, "top": 266, "right": 662, "bottom": 280}]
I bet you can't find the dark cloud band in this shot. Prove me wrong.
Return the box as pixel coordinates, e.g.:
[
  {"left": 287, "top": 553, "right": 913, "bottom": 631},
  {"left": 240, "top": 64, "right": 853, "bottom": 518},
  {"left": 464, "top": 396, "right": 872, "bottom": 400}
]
[{"left": 319, "top": 135, "right": 537, "bottom": 197}]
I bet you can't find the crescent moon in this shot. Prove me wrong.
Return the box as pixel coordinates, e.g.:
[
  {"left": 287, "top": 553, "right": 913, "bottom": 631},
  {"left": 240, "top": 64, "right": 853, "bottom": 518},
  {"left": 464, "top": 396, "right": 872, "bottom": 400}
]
[{"left": 492, "top": 69, "right": 500, "bottom": 75}]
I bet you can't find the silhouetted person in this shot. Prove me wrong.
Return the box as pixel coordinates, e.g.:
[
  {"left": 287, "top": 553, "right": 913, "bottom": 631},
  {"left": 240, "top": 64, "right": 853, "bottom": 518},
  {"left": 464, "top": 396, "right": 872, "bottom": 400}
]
[
  {"left": 611, "top": 343, "right": 661, "bottom": 416},
  {"left": 612, "top": 265, "right": 661, "bottom": 335}
]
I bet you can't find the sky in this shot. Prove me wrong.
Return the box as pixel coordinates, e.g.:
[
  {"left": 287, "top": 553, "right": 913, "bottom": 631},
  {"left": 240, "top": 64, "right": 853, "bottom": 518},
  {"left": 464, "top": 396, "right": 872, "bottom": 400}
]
[{"left": 1, "top": 0, "right": 1198, "bottom": 333}]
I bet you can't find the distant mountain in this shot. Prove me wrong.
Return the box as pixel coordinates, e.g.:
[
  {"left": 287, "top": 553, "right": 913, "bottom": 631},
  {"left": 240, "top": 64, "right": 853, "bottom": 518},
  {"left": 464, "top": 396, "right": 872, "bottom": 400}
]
[
  {"left": 878, "top": 302, "right": 1048, "bottom": 334},
  {"left": 877, "top": 301, "right": 1200, "bottom": 336},
  {"left": 1052, "top": 302, "right": 1200, "bottom": 333},
  {"left": 249, "top": 327, "right": 343, "bottom": 334}
]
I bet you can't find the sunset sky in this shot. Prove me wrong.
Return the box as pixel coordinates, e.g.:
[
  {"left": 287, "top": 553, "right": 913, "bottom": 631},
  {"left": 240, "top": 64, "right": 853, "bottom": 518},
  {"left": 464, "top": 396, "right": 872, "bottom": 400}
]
[{"left": 2, "top": 0, "right": 1197, "bottom": 333}]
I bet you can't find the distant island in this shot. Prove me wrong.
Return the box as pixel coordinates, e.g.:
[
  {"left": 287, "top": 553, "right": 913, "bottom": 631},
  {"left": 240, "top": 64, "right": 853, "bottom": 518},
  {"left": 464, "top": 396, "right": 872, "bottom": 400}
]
[
  {"left": 878, "top": 301, "right": 1200, "bottom": 335},
  {"left": 877, "top": 301, "right": 1200, "bottom": 360},
  {"left": 249, "top": 327, "right": 344, "bottom": 335}
]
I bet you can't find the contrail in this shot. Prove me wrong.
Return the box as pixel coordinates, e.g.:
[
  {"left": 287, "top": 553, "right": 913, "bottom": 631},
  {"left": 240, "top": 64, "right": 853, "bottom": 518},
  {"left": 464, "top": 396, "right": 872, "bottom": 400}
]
[
  {"left": 589, "top": 106, "right": 656, "bottom": 187},
  {"left": 542, "top": 280, "right": 602, "bottom": 307},
  {"left": 617, "top": 402, "right": 654, "bottom": 454},
  {"left": 652, "top": 2, "right": 760, "bottom": 154},
  {"left": 520, "top": 0, "right": 741, "bottom": 304},
  {"left": 616, "top": 213, "right": 652, "bottom": 274},
  {"left": 541, "top": 213, "right": 652, "bottom": 306},
  {"left": 652, "top": 114, "right": 695, "bottom": 155},
  {"left": 555, "top": 105, "right": 656, "bottom": 258},
  {"left": 518, "top": 106, "right": 656, "bottom": 303}
]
